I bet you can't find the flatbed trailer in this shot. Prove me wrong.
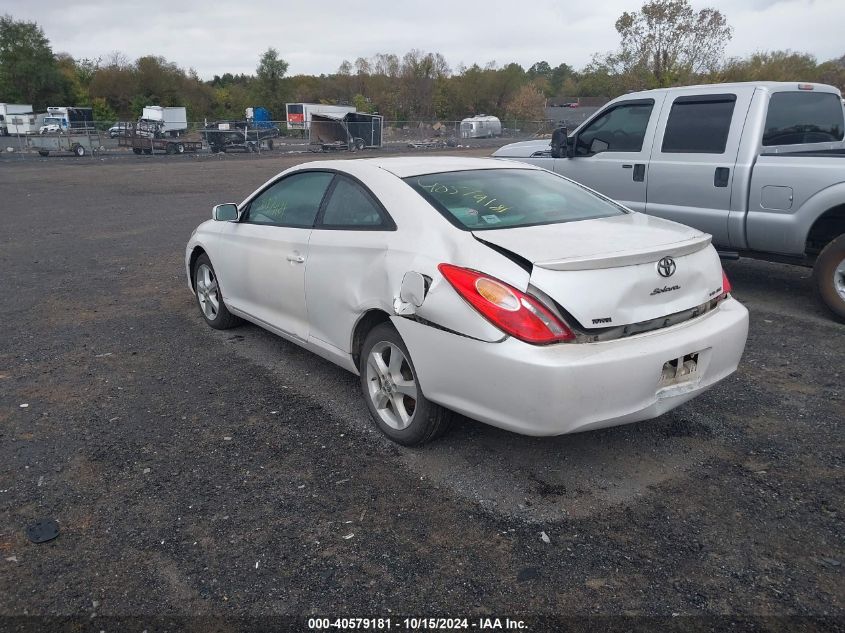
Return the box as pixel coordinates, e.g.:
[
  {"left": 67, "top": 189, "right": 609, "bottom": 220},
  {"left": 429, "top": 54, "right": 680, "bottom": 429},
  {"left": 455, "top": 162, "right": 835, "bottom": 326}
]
[
  {"left": 202, "top": 123, "right": 279, "bottom": 153},
  {"left": 119, "top": 131, "right": 202, "bottom": 155}
]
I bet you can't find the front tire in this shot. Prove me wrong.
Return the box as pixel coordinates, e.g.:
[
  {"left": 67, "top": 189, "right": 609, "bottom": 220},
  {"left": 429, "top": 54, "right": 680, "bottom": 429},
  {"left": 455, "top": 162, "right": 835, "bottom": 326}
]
[
  {"left": 813, "top": 234, "right": 845, "bottom": 320},
  {"left": 193, "top": 254, "right": 240, "bottom": 330},
  {"left": 360, "top": 323, "right": 453, "bottom": 446}
]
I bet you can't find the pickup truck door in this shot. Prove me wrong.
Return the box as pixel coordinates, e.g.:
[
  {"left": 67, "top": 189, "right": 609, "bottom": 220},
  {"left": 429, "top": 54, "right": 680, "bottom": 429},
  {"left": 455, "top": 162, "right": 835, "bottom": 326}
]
[
  {"left": 645, "top": 90, "right": 754, "bottom": 247},
  {"left": 551, "top": 97, "right": 665, "bottom": 213}
]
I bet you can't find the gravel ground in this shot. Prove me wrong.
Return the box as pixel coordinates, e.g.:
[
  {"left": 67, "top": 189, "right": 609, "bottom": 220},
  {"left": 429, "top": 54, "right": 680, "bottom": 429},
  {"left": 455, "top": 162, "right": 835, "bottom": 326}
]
[{"left": 0, "top": 149, "right": 842, "bottom": 631}]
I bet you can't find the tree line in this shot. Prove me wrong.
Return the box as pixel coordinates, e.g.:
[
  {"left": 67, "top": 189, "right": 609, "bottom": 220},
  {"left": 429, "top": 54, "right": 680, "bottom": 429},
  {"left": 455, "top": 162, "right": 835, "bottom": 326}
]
[{"left": 1, "top": 1, "right": 843, "bottom": 125}]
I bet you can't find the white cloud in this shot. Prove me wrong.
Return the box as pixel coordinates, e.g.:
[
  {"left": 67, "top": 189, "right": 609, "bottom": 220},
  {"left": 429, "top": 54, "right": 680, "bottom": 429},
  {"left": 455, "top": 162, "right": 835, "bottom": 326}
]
[{"left": 2, "top": 0, "right": 842, "bottom": 78}]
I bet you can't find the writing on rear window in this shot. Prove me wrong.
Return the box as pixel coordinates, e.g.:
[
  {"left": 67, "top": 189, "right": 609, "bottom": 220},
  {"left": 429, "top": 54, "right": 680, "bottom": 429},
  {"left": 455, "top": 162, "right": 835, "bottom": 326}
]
[{"left": 404, "top": 169, "right": 626, "bottom": 232}]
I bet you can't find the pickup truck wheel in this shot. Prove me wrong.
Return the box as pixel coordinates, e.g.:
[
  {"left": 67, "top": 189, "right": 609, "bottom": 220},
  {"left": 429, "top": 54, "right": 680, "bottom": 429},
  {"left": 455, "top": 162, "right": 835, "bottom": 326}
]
[
  {"left": 813, "top": 234, "right": 845, "bottom": 320},
  {"left": 38, "top": 150, "right": 49, "bottom": 157}
]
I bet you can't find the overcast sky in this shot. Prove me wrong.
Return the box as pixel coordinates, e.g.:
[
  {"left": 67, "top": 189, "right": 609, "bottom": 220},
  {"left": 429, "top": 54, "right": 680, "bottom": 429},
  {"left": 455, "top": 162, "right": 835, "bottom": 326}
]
[{"left": 4, "top": 0, "right": 843, "bottom": 78}]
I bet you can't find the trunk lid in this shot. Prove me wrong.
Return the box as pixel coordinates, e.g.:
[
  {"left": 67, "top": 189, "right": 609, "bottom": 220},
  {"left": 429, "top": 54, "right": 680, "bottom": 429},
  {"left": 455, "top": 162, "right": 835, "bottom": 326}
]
[{"left": 473, "top": 214, "right": 724, "bottom": 328}]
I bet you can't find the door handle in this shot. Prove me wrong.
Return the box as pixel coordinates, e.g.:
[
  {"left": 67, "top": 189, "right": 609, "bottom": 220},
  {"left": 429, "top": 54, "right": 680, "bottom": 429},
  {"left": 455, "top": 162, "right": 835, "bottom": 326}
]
[
  {"left": 714, "top": 167, "right": 730, "bottom": 188},
  {"left": 286, "top": 254, "right": 305, "bottom": 263},
  {"left": 633, "top": 164, "right": 646, "bottom": 182}
]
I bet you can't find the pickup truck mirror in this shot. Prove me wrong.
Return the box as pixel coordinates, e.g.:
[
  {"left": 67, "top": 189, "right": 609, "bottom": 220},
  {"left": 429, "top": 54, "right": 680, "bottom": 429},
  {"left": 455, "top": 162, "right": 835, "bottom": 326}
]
[
  {"left": 212, "top": 203, "right": 239, "bottom": 221},
  {"left": 550, "top": 126, "right": 568, "bottom": 159}
]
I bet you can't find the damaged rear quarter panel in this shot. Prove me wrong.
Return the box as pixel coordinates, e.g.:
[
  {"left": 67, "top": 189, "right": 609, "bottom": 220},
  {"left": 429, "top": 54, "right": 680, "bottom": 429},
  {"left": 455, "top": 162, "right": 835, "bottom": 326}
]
[{"left": 304, "top": 164, "right": 530, "bottom": 360}]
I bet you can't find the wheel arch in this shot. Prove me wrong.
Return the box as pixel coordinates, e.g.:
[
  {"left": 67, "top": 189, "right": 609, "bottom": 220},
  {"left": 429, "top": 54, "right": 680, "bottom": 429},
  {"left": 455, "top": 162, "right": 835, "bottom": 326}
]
[
  {"left": 350, "top": 309, "right": 392, "bottom": 369},
  {"left": 806, "top": 203, "right": 845, "bottom": 258},
  {"left": 188, "top": 246, "right": 207, "bottom": 291}
]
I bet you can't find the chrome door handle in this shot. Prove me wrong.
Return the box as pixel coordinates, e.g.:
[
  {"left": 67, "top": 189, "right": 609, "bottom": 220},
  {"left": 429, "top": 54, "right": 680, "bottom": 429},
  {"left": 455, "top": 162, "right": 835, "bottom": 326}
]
[{"left": 286, "top": 254, "right": 305, "bottom": 263}]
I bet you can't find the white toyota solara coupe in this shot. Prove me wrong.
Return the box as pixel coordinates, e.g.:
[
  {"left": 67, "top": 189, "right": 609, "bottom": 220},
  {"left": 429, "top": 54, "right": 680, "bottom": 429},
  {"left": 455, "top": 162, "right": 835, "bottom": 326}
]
[{"left": 186, "top": 157, "right": 749, "bottom": 445}]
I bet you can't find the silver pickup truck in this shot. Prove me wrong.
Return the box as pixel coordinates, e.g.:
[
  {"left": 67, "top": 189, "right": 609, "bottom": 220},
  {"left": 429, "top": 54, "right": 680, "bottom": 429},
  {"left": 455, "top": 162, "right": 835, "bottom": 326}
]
[{"left": 493, "top": 81, "right": 845, "bottom": 319}]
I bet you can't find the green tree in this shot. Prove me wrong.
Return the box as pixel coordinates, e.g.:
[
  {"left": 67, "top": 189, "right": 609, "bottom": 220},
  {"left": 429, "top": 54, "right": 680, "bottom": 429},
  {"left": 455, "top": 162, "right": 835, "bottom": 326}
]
[
  {"left": 254, "top": 47, "right": 289, "bottom": 114},
  {"left": 0, "top": 15, "right": 64, "bottom": 108},
  {"left": 611, "top": 0, "right": 732, "bottom": 86}
]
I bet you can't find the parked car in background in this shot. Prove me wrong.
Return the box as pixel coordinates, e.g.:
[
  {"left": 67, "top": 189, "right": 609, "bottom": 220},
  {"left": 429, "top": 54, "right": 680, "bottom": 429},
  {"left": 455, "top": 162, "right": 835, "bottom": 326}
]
[
  {"left": 186, "top": 157, "right": 748, "bottom": 446},
  {"left": 108, "top": 122, "right": 131, "bottom": 138},
  {"left": 494, "top": 81, "right": 845, "bottom": 320}
]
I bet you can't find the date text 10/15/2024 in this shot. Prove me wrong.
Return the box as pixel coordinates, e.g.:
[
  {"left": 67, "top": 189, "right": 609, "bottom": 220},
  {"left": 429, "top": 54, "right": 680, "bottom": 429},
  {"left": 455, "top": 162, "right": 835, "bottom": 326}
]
[{"left": 307, "top": 617, "right": 528, "bottom": 630}]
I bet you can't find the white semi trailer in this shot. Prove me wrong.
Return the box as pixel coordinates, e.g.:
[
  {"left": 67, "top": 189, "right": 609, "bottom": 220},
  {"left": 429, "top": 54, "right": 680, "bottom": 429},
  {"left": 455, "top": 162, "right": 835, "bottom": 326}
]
[
  {"left": 0, "top": 104, "right": 34, "bottom": 135},
  {"left": 139, "top": 106, "right": 188, "bottom": 137},
  {"left": 286, "top": 103, "right": 356, "bottom": 130}
]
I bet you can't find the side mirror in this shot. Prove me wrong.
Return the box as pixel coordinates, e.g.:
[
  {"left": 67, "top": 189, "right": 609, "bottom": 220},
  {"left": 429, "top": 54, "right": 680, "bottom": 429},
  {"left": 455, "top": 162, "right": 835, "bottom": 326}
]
[
  {"left": 212, "top": 203, "right": 238, "bottom": 221},
  {"left": 550, "top": 126, "right": 568, "bottom": 159}
]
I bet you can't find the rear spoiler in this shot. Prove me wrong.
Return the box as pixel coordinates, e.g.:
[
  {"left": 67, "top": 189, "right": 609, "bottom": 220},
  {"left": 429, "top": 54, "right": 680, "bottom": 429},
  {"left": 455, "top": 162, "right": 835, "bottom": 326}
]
[{"left": 534, "top": 234, "right": 712, "bottom": 271}]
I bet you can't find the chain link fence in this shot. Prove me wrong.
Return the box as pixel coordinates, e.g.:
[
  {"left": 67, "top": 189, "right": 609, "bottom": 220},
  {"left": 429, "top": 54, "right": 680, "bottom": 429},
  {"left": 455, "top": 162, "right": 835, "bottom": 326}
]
[{"left": 0, "top": 117, "right": 586, "bottom": 160}]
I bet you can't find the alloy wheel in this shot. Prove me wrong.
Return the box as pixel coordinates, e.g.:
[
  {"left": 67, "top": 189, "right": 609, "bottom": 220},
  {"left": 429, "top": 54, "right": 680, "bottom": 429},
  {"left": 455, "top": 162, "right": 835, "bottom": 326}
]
[
  {"left": 196, "top": 263, "right": 220, "bottom": 320},
  {"left": 365, "top": 341, "right": 418, "bottom": 430}
]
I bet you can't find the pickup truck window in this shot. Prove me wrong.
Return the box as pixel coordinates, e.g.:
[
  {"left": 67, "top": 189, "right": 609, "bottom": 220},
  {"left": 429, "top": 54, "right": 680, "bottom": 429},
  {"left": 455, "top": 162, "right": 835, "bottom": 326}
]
[
  {"left": 763, "top": 92, "right": 845, "bottom": 146},
  {"left": 661, "top": 94, "right": 736, "bottom": 154},
  {"left": 575, "top": 100, "right": 654, "bottom": 156}
]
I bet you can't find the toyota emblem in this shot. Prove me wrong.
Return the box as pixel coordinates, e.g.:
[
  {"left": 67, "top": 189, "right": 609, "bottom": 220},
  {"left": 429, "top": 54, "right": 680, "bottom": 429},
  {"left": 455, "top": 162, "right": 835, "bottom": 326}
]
[{"left": 657, "top": 256, "right": 677, "bottom": 278}]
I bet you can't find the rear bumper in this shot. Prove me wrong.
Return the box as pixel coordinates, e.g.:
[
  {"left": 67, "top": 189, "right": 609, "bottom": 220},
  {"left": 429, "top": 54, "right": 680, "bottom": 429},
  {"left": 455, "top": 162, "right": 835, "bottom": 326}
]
[{"left": 393, "top": 297, "right": 749, "bottom": 436}]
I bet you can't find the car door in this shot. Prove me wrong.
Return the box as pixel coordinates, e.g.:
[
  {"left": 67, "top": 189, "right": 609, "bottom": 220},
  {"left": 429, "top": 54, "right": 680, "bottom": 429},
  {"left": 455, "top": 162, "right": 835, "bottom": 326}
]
[
  {"left": 645, "top": 89, "right": 754, "bottom": 246},
  {"left": 552, "top": 97, "right": 664, "bottom": 213},
  {"left": 213, "top": 171, "right": 334, "bottom": 340},
  {"left": 305, "top": 175, "right": 397, "bottom": 354}
]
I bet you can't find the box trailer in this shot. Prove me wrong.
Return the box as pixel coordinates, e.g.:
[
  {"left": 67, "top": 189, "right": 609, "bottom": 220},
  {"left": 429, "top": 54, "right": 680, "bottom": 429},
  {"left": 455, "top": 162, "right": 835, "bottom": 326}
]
[
  {"left": 310, "top": 112, "right": 383, "bottom": 151},
  {"left": 139, "top": 106, "right": 188, "bottom": 137},
  {"left": 286, "top": 103, "right": 356, "bottom": 130},
  {"left": 460, "top": 115, "right": 502, "bottom": 139},
  {"left": 39, "top": 107, "right": 94, "bottom": 134},
  {"left": 0, "top": 104, "right": 33, "bottom": 135}
]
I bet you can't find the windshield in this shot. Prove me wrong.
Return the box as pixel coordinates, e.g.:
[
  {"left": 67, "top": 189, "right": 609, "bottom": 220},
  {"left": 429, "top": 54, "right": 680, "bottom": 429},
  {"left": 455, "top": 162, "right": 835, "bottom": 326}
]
[
  {"left": 43, "top": 117, "right": 61, "bottom": 125},
  {"left": 403, "top": 168, "right": 627, "bottom": 231}
]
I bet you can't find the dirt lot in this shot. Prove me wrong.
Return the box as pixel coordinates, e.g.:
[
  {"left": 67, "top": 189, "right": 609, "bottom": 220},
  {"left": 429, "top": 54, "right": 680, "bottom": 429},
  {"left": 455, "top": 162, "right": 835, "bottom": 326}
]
[{"left": 0, "top": 150, "right": 842, "bottom": 631}]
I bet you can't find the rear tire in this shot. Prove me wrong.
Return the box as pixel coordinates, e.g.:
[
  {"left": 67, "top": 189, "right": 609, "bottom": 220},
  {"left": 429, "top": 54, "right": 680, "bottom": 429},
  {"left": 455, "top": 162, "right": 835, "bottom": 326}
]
[
  {"left": 359, "top": 322, "right": 453, "bottom": 446},
  {"left": 38, "top": 150, "right": 49, "bottom": 157},
  {"left": 193, "top": 254, "right": 241, "bottom": 330},
  {"left": 73, "top": 144, "right": 85, "bottom": 157},
  {"left": 175, "top": 142, "right": 185, "bottom": 154},
  {"left": 813, "top": 234, "right": 845, "bottom": 321},
  {"left": 132, "top": 148, "right": 142, "bottom": 155}
]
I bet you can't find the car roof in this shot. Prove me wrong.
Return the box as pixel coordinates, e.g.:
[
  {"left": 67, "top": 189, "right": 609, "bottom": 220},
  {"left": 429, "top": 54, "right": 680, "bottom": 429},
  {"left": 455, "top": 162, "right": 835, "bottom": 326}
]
[{"left": 293, "top": 156, "right": 542, "bottom": 179}]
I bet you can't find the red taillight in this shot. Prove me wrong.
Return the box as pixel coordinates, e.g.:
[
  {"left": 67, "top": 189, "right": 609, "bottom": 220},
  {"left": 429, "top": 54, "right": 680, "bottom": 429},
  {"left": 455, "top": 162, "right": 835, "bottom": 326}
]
[
  {"left": 438, "top": 264, "right": 575, "bottom": 344},
  {"left": 721, "top": 269, "right": 732, "bottom": 297}
]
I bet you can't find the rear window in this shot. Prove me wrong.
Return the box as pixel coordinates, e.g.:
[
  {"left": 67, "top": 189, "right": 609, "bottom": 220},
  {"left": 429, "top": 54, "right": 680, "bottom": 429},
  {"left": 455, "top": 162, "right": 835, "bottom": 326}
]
[
  {"left": 288, "top": 104, "right": 304, "bottom": 114},
  {"left": 403, "top": 169, "right": 626, "bottom": 231},
  {"left": 763, "top": 91, "right": 844, "bottom": 146},
  {"left": 661, "top": 95, "right": 736, "bottom": 154}
]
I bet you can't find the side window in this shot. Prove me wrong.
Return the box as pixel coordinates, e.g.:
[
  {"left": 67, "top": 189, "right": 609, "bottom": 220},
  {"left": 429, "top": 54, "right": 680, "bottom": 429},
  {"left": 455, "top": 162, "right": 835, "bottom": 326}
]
[
  {"left": 319, "top": 177, "right": 391, "bottom": 229},
  {"left": 576, "top": 101, "right": 654, "bottom": 156},
  {"left": 245, "top": 172, "right": 334, "bottom": 227},
  {"left": 763, "top": 91, "right": 845, "bottom": 146},
  {"left": 661, "top": 95, "right": 736, "bottom": 154}
]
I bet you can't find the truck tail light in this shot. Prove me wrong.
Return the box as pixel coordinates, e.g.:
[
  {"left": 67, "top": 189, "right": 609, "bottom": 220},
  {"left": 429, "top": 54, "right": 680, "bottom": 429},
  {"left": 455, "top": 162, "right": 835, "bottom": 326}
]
[{"left": 438, "top": 264, "right": 574, "bottom": 344}]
